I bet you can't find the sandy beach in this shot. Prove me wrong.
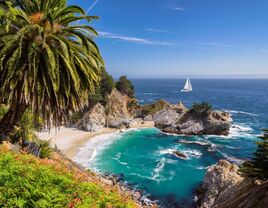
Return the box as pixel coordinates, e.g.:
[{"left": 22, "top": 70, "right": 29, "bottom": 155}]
[{"left": 37, "top": 121, "right": 154, "bottom": 159}]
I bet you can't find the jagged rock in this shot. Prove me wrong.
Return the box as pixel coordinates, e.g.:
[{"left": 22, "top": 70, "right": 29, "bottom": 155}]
[
  {"left": 105, "top": 89, "right": 139, "bottom": 129},
  {"left": 172, "top": 150, "right": 188, "bottom": 159},
  {"left": 153, "top": 107, "right": 232, "bottom": 135},
  {"left": 143, "top": 115, "right": 153, "bottom": 121},
  {"left": 77, "top": 103, "right": 106, "bottom": 132},
  {"left": 197, "top": 160, "right": 268, "bottom": 208}
]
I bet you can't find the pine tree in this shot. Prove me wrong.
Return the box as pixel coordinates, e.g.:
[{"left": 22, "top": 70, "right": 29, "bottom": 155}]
[{"left": 240, "top": 129, "right": 268, "bottom": 180}]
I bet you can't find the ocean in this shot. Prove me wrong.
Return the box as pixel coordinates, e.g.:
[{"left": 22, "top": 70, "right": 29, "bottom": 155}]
[{"left": 75, "top": 79, "right": 268, "bottom": 207}]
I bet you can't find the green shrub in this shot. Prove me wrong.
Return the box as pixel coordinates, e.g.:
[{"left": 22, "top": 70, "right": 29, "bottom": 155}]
[
  {"left": 116, "top": 76, "right": 135, "bottom": 98},
  {"left": 38, "top": 140, "right": 53, "bottom": 159},
  {"left": 240, "top": 129, "right": 268, "bottom": 180},
  {"left": 0, "top": 149, "right": 136, "bottom": 208},
  {"left": 191, "top": 102, "right": 212, "bottom": 115}
]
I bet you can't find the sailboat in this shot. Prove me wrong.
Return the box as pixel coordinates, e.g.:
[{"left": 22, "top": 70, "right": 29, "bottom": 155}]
[{"left": 181, "top": 77, "right": 193, "bottom": 92}]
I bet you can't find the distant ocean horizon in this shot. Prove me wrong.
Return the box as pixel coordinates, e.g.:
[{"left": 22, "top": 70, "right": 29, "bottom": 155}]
[{"left": 76, "top": 78, "right": 268, "bottom": 207}]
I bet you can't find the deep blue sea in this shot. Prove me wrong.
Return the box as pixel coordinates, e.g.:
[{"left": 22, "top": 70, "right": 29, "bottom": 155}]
[{"left": 75, "top": 79, "right": 268, "bottom": 208}]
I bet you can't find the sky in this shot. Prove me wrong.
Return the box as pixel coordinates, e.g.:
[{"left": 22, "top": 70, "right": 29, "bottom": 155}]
[{"left": 69, "top": 0, "right": 268, "bottom": 78}]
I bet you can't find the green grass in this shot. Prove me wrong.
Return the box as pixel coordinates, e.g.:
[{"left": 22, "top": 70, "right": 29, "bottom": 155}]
[{"left": 0, "top": 146, "right": 136, "bottom": 208}]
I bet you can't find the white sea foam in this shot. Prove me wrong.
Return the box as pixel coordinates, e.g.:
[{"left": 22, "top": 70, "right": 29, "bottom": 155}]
[
  {"left": 195, "top": 166, "right": 210, "bottom": 170},
  {"left": 224, "top": 110, "right": 258, "bottom": 116},
  {"left": 219, "top": 151, "right": 245, "bottom": 164},
  {"left": 152, "top": 158, "right": 166, "bottom": 180},
  {"left": 112, "top": 153, "right": 129, "bottom": 166},
  {"left": 73, "top": 132, "right": 122, "bottom": 168},
  {"left": 183, "top": 149, "right": 203, "bottom": 158}
]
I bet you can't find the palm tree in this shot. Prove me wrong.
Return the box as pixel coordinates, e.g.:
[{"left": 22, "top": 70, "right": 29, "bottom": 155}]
[{"left": 0, "top": 0, "right": 104, "bottom": 141}]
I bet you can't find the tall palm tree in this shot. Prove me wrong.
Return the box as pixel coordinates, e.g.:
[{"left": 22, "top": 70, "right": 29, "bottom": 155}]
[{"left": 0, "top": 0, "right": 104, "bottom": 141}]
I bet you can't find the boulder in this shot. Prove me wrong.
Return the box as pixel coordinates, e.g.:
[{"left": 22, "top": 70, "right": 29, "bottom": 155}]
[{"left": 77, "top": 103, "right": 106, "bottom": 132}]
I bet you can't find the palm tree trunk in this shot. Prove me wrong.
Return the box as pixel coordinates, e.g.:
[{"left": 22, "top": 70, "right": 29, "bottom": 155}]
[{"left": 0, "top": 103, "right": 28, "bottom": 143}]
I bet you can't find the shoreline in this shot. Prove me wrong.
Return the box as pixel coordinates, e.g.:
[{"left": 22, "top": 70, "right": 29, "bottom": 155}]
[{"left": 37, "top": 121, "right": 155, "bottom": 159}]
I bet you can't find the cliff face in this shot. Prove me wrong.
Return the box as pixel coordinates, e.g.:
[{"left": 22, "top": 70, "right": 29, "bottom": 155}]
[
  {"left": 153, "top": 105, "right": 232, "bottom": 135},
  {"left": 197, "top": 160, "right": 268, "bottom": 208},
  {"left": 77, "top": 103, "right": 106, "bottom": 132},
  {"left": 106, "top": 89, "right": 135, "bottom": 128}
]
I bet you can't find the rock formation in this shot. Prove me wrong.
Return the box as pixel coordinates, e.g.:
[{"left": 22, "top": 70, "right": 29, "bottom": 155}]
[
  {"left": 76, "top": 88, "right": 141, "bottom": 131},
  {"left": 153, "top": 104, "right": 232, "bottom": 135},
  {"left": 77, "top": 103, "right": 106, "bottom": 132},
  {"left": 106, "top": 89, "right": 139, "bottom": 129},
  {"left": 197, "top": 160, "right": 268, "bottom": 208}
]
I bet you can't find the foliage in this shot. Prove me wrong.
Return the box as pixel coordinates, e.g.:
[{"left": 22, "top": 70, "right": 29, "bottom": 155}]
[
  {"left": 69, "top": 112, "right": 83, "bottom": 124},
  {"left": 10, "top": 110, "right": 40, "bottom": 143},
  {"left": 37, "top": 139, "right": 53, "bottom": 159},
  {"left": 116, "top": 76, "right": 135, "bottom": 98},
  {"left": 100, "top": 68, "right": 115, "bottom": 97},
  {"left": 0, "top": 105, "right": 7, "bottom": 119},
  {"left": 240, "top": 129, "right": 268, "bottom": 180},
  {"left": 0, "top": 0, "right": 103, "bottom": 128},
  {"left": 191, "top": 102, "right": 212, "bottom": 115},
  {"left": 140, "top": 100, "right": 170, "bottom": 116},
  {"left": 89, "top": 68, "right": 115, "bottom": 105},
  {"left": 0, "top": 147, "right": 136, "bottom": 208}
]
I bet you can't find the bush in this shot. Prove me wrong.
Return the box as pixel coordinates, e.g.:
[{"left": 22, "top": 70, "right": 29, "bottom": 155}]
[
  {"left": 0, "top": 147, "right": 136, "bottom": 208},
  {"left": 240, "top": 129, "right": 268, "bottom": 180},
  {"left": 100, "top": 68, "right": 114, "bottom": 97},
  {"left": 191, "top": 102, "right": 212, "bottom": 115},
  {"left": 116, "top": 76, "right": 135, "bottom": 98}
]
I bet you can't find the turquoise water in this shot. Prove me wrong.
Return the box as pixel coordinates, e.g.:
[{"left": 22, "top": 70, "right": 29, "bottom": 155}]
[{"left": 76, "top": 79, "right": 268, "bottom": 207}]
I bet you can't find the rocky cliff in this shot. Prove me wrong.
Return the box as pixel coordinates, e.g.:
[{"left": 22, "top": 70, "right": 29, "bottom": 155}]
[
  {"left": 77, "top": 103, "right": 106, "bottom": 132},
  {"left": 197, "top": 160, "right": 268, "bottom": 208},
  {"left": 153, "top": 104, "right": 232, "bottom": 135},
  {"left": 76, "top": 88, "right": 140, "bottom": 131}
]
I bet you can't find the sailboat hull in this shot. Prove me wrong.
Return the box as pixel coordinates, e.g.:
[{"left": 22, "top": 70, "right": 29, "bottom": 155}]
[{"left": 181, "top": 89, "right": 192, "bottom": 92}]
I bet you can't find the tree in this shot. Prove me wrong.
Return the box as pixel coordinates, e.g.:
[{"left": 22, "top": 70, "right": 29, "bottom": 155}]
[
  {"left": 115, "top": 76, "right": 135, "bottom": 97},
  {"left": 0, "top": 0, "right": 103, "bottom": 141},
  {"left": 191, "top": 102, "right": 212, "bottom": 115},
  {"left": 100, "top": 68, "right": 114, "bottom": 97},
  {"left": 240, "top": 129, "right": 268, "bottom": 180}
]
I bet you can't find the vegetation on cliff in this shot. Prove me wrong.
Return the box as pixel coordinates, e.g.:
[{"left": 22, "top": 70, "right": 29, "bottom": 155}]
[
  {"left": 116, "top": 76, "right": 135, "bottom": 98},
  {"left": 191, "top": 102, "right": 212, "bottom": 115},
  {"left": 0, "top": 143, "right": 136, "bottom": 208},
  {"left": 240, "top": 129, "right": 268, "bottom": 180}
]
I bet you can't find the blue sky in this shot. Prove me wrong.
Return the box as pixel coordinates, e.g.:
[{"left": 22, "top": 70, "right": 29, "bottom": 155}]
[{"left": 69, "top": 0, "right": 268, "bottom": 78}]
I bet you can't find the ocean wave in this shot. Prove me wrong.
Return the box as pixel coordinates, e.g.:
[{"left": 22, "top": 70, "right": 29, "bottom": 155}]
[
  {"left": 183, "top": 149, "right": 203, "bottom": 158},
  {"left": 152, "top": 158, "right": 166, "bottom": 180},
  {"left": 112, "top": 153, "right": 129, "bottom": 166},
  {"left": 73, "top": 132, "right": 122, "bottom": 167},
  {"left": 144, "top": 92, "right": 159, "bottom": 95},
  {"left": 219, "top": 151, "right": 244, "bottom": 164},
  {"left": 129, "top": 173, "right": 158, "bottom": 181},
  {"left": 224, "top": 110, "right": 258, "bottom": 116},
  {"left": 195, "top": 166, "right": 210, "bottom": 170}
]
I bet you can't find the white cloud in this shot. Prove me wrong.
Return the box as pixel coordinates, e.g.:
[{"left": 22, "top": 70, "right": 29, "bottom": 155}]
[
  {"left": 98, "top": 31, "right": 174, "bottom": 46},
  {"left": 173, "top": 7, "right": 185, "bottom": 11},
  {"left": 199, "top": 42, "right": 233, "bottom": 48},
  {"left": 146, "top": 28, "right": 167, "bottom": 33}
]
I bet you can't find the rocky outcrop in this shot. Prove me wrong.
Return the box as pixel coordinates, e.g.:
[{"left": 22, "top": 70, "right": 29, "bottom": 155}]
[
  {"left": 106, "top": 89, "right": 138, "bottom": 129},
  {"left": 77, "top": 103, "right": 106, "bottom": 132},
  {"left": 153, "top": 105, "right": 232, "bottom": 135},
  {"left": 197, "top": 160, "right": 268, "bottom": 208}
]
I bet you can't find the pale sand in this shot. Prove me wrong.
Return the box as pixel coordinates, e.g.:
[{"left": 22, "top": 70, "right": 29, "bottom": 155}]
[{"left": 37, "top": 121, "right": 154, "bottom": 159}]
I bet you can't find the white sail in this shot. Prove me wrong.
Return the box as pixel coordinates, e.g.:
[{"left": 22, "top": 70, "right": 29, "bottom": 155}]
[{"left": 181, "top": 77, "right": 193, "bottom": 92}]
